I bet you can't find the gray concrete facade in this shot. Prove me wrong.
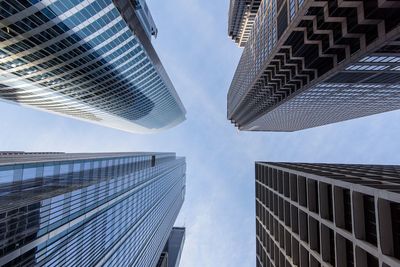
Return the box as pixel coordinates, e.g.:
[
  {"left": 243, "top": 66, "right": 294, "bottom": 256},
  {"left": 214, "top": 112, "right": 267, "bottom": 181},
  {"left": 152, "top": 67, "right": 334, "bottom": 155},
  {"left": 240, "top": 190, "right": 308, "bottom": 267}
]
[{"left": 255, "top": 162, "right": 400, "bottom": 267}]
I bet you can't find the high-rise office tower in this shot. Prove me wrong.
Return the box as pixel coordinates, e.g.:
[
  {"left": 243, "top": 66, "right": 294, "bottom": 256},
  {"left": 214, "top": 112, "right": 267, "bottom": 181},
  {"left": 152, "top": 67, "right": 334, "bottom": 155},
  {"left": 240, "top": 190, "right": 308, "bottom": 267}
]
[
  {"left": 0, "top": 151, "right": 186, "bottom": 267},
  {"left": 228, "top": 0, "right": 400, "bottom": 132},
  {"left": 156, "top": 227, "right": 185, "bottom": 267},
  {"left": 0, "top": 0, "right": 185, "bottom": 133},
  {"left": 228, "top": 0, "right": 262, "bottom": 47},
  {"left": 255, "top": 162, "right": 400, "bottom": 267}
]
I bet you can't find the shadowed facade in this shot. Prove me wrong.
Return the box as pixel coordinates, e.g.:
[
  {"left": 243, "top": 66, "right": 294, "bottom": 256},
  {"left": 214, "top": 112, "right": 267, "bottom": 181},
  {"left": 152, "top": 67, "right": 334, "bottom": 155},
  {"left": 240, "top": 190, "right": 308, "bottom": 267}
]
[
  {"left": 228, "top": 0, "right": 400, "bottom": 132},
  {"left": 256, "top": 162, "right": 400, "bottom": 267}
]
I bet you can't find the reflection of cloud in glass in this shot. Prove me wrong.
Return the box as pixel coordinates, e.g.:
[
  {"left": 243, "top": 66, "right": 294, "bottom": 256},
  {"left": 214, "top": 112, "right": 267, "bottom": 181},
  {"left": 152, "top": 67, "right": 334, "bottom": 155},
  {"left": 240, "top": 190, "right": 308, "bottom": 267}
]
[{"left": 0, "top": 0, "right": 184, "bottom": 133}]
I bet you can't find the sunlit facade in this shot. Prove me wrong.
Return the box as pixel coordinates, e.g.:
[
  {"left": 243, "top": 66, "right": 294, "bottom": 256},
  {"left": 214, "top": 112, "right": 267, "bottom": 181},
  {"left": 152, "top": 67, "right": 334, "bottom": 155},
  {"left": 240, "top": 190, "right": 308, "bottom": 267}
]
[
  {"left": 228, "top": 0, "right": 261, "bottom": 47},
  {"left": 0, "top": 151, "right": 186, "bottom": 266},
  {"left": 0, "top": 0, "right": 186, "bottom": 133},
  {"left": 228, "top": 0, "right": 400, "bottom": 132}
]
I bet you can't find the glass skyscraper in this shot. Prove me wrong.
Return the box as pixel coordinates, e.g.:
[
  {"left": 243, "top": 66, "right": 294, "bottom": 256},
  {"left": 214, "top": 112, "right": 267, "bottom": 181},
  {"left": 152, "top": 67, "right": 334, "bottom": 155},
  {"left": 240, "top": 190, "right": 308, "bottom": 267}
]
[
  {"left": 0, "top": 0, "right": 186, "bottom": 133},
  {"left": 228, "top": 0, "right": 400, "bottom": 132},
  {"left": 0, "top": 151, "right": 186, "bottom": 266},
  {"left": 156, "top": 227, "right": 185, "bottom": 267}
]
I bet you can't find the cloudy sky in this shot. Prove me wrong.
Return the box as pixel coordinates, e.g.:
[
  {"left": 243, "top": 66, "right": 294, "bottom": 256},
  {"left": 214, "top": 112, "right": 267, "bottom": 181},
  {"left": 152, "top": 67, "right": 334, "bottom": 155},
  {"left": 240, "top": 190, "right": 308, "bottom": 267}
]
[{"left": 2, "top": 0, "right": 400, "bottom": 266}]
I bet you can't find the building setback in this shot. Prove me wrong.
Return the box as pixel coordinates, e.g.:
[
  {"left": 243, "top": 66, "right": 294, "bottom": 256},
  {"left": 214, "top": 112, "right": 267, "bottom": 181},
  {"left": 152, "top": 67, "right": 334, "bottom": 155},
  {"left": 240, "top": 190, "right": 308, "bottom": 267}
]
[
  {"left": 228, "top": 0, "right": 262, "bottom": 47},
  {"left": 0, "top": 0, "right": 186, "bottom": 133},
  {"left": 0, "top": 152, "right": 186, "bottom": 267},
  {"left": 228, "top": 0, "right": 400, "bottom": 132},
  {"left": 255, "top": 162, "right": 400, "bottom": 267},
  {"left": 156, "top": 227, "right": 185, "bottom": 267}
]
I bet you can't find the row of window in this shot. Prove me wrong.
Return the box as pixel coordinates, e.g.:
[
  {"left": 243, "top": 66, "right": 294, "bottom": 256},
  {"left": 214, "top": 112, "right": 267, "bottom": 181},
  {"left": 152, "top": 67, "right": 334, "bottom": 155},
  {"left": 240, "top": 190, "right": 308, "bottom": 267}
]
[
  {"left": 0, "top": 0, "right": 184, "bottom": 130},
  {"left": 256, "top": 164, "right": 400, "bottom": 265},
  {"left": 0, "top": 155, "right": 155, "bottom": 185},
  {"left": 0, "top": 157, "right": 185, "bottom": 266}
]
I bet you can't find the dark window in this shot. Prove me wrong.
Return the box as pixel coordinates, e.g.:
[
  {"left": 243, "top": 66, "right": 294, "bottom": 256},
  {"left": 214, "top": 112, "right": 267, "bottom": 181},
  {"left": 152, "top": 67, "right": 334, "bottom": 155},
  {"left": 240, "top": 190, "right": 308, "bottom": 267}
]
[
  {"left": 277, "top": 3, "right": 288, "bottom": 40},
  {"left": 327, "top": 184, "right": 333, "bottom": 221},
  {"left": 364, "top": 195, "right": 377, "bottom": 246},
  {"left": 343, "top": 189, "right": 352, "bottom": 232},
  {"left": 391, "top": 202, "right": 400, "bottom": 260},
  {"left": 366, "top": 252, "right": 378, "bottom": 267},
  {"left": 298, "top": 176, "right": 307, "bottom": 207},
  {"left": 346, "top": 239, "right": 354, "bottom": 267},
  {"left": 329, "top": 228, "right": 335, "bottom": 266},
  {"left": 326, "top": 72, "right": 372, "bottom": 84}
]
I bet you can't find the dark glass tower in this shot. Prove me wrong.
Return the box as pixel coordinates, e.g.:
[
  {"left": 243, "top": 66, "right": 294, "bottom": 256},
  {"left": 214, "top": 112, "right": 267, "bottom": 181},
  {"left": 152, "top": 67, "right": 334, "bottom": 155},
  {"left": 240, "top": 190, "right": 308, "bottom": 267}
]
[
  {"left": 0, "top": 0, "right": 186, "bottom": 133},
  {"left": 0, "top": 152, "right": 186, "bottom": 267},
  {"left": 228, "top": 0, "right": 400, "bottom": 132},
  {"left": 156, "top": 227, "right": 185, "bottom": 267},
  {"left": 255, "top": 162, "right": 400, "bottom": 267}
]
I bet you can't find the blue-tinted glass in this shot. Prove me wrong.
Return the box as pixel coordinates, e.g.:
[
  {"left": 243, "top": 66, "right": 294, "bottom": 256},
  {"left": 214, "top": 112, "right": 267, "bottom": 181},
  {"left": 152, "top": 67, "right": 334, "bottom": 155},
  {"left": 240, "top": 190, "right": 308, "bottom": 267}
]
[
  {"left": 0, "top": 167, "right": 14, "bottom": 183},
  {"left": 23, "top": 166, "right": 36, "bottom": 180}
]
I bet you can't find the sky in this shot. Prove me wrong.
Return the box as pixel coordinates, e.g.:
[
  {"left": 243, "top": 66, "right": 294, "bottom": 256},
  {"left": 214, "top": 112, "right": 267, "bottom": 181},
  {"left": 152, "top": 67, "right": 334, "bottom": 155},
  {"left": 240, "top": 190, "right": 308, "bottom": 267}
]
[{"left": 2, "top": 0, "right": 400, "bottom": 266}]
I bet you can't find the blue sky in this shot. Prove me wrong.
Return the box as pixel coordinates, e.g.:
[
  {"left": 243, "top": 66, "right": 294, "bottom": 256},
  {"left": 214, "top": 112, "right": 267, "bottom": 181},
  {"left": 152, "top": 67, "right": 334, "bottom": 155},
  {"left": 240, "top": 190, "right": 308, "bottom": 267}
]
[{"left": 2, "top": 0, "right": 400, "bottom": 266}]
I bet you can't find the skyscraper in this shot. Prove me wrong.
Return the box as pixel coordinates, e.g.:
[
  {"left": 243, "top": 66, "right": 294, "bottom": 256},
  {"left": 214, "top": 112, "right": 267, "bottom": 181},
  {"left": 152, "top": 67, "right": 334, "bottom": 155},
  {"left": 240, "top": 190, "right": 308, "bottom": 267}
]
[
  {"left": 228, "top": 0, "right": 400, "bottom": 132},
  {"left": 255, "top": 162, "right": 400, "bottom": 267},
  {"left": 0, "top": 151, "right": 186, "bottom": 267},
  {"left": 228, "top": 0, "right": 261, "bottom": 47},
  {"left": 156, "top": 227, "right": 185, "bottom": 267},
  {"left": 0, "top": 0, "right": 186, "bottom": 133}
]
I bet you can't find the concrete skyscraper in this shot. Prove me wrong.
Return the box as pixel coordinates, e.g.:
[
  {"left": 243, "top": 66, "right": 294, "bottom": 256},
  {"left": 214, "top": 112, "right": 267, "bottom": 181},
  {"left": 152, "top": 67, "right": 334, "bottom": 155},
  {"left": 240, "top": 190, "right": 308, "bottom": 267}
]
[
  {"left": 0, "top": 0, "right": 186, "bottom": 133},
  {"left": 0, "top": 151, "right": 186, "bottom": 267},
  {"left": 228, "top": 0, "right": 400, "bottom": 131},
  {"left": 255, "top": 162, "right": 400, "bottom": 267}
]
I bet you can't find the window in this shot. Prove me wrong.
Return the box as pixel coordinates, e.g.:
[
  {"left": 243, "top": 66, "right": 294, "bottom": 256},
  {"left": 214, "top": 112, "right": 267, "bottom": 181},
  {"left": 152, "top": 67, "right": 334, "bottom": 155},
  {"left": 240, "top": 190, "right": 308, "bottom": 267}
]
[{"left": 0, "top": 167, "right": 14, "bottom": 183}]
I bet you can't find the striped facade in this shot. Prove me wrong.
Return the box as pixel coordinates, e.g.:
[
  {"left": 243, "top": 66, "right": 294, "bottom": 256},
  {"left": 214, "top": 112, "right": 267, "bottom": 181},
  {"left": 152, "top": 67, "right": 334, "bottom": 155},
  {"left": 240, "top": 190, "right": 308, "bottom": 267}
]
[
  {"left": 0, "top": 0, "right": 186, "bottom": 133},
  {"left": 228, "top": 0, "right": 262, "bottom": 47},
  {"left": 0, "top": 152, "right": 186, "bottom": 267},
  {"left": 256, "top": 162, "right": 400, "bottom": 267},
  {"left": 228, "top": 0, "right": 400, "bottom": 132}
]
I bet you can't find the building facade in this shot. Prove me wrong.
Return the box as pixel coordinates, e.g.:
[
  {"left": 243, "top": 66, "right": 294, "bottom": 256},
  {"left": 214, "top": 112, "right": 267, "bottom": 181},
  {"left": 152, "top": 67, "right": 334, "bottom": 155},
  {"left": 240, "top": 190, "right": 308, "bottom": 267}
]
[
  {"left": 156, "top": 227, "right": 185, "bottom": 267},
  {"left": 228, "top": 0, "right": 400, "bottom": 131},
  {"left": 255, "top": 162, "right": 400, "bottom": 267},
  {"left": 0, "top": 0, "right": 186, "bottom": 133},
  {"left": 228, "top": 0, "right": 262, "bottom": 47},
  {"left": 0, "top": 152, "right": 186, "bottom": 267}
]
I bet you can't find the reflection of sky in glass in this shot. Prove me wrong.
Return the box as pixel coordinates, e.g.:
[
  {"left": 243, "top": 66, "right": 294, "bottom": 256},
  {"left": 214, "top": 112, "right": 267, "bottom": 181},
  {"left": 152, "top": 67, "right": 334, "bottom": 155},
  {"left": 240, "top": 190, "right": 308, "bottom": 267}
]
[
  {"left": 0, "top": 154, "right": 185, "bottom": 266},
  {"left": 0, "top": 167, "right": 13, "bottom": 183},
  {"left": 23, "top": 166, "right": 36, "bottom": 180},
  {"left": 0, "top": 0, "right": 185, "bottom": 133}
]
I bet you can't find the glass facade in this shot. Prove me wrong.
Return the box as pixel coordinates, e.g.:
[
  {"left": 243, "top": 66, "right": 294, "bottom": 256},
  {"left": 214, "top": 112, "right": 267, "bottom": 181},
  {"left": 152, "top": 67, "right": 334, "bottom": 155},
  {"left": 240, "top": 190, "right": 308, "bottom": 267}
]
[
  {"left": 0, "top": 0, "right": 185, "bottom": 133},
  {"left": 0, "top": 152, "right": 186, "bottom": 267}
]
